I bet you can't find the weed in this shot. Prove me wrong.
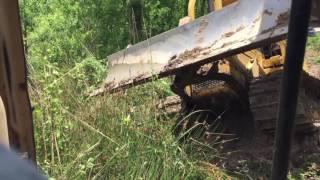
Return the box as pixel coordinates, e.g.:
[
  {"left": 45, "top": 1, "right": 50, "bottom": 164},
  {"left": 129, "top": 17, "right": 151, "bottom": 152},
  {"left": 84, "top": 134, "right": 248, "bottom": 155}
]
[
  {"left": 29, "top": 57, "right": 230, "bottom": 179},
  {"left": 307, "top": 33, "right": 320, "bottom": 50}
]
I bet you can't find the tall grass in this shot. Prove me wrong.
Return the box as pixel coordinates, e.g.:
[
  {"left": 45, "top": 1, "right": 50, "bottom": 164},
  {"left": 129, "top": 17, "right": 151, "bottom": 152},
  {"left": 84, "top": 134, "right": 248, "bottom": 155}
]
[
  {"left": 308, "top": 33, "right": 320, "bottom": 50},
  {"left": 307, "top": 33, "right": 320, "bottom": 64},
  {"left": 28, "top": 55, "right": 230, "bottom": 179}
]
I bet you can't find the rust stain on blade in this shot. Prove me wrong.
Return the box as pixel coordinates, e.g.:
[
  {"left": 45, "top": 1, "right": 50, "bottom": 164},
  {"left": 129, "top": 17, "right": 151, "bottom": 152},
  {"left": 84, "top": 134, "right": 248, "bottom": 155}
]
[
  {"left": 164, "top": 47, "right": 205, "bottom": 71},
  {"left": 90, "top": 73, "right": 150, "bottom": 96},
  {"left": 223, "top": 25, "right": 245, "bottom": 38},
  {"left": 277, "top": 12, "right": 290, "bottom": 26},
  {"left": 259, "top": 12, "right": 290, "bottom": 36},
  {"left": 264, "top": 9, "right": 273, "bottom": 16},
  {"left": 198, "top": 19, "right": 209, "bottom": 34},
  {"left": 197, "top": 19, "right": 209, "bottom": 43}
]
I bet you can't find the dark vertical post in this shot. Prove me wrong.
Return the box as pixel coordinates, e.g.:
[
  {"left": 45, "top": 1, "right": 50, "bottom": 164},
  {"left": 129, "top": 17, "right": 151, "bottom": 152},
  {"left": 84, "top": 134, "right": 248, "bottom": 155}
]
[
  {"left": 0, "top": 0, "right": 36, "bottom": 162},
  {"left": 271, "top": 0, "right": 312, "bottom": 179},
  {"left": 207, "top": 0, "right": 213, "bottom": 12}
]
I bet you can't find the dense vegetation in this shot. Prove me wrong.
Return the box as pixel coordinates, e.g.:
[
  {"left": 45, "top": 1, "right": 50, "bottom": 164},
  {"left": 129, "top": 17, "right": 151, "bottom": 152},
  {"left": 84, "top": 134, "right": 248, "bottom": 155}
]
[
  {"left": 20, "top": 0, "right": 229, "bottom": 179},
  {"left": 20, "top": 0, "right": 320, "bottom": 179},
  {"left": 308, "top": 33, "right": 320, "bottom": 64}
]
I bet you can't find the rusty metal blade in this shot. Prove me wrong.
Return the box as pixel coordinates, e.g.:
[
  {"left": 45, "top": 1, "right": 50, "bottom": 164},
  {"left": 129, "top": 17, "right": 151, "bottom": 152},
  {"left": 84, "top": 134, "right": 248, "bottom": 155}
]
[{"left": 91, "top": 0, "right": 291, "bottom": 96}]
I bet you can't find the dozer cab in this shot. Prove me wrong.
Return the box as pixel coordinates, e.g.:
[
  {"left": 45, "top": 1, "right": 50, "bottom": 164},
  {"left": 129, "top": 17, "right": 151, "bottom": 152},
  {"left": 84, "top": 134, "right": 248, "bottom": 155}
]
[
  {"left": 94, "top": 0, "right": 320, "bottom": 140},
  {"left": 0, "top": 1, "right": 36, "bottom": 162}
]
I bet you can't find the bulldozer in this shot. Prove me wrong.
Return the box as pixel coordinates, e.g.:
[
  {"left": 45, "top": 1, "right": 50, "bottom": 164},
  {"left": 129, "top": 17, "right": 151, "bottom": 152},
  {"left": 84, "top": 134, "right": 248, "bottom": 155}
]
[
  {"left": 170, "top": 0, "right": 320, "bottom": 139},
  {"left": 0, "top": 0, "right": 319, "bottom": 178},
  {"left": 0, "top": 0, "right": 319, "bottom": 173},
  {"left": 92, "top": 0, "right": 320, "bottom": 140}
]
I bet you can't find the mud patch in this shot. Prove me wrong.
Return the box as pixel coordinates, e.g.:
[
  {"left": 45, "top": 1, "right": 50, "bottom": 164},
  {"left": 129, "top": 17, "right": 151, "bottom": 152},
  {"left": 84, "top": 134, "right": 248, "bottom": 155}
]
[
  {"left": 264, "top": 9, "right": 273, "bottom": 16},
  {"left": 198, "top": 19, "right": 209, "bottom": 34},
  {"left": 276, "top": 12, "right": 289, "bottom": 26},
  {"left": 164, "top": 46, "right": 212, "bottom": 71},
  {"left": 223, "top": 25, "right": 245, "bottom": 38},
  {"left": 197, "top": 19, "right": 209, "bottom": 43}
]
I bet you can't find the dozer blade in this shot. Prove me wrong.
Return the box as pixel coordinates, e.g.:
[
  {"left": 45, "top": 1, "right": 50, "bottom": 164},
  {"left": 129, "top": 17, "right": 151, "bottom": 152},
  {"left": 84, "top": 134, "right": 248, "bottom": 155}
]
[{"left": 91, "top": 0, "right": 292, "bottom": 96}]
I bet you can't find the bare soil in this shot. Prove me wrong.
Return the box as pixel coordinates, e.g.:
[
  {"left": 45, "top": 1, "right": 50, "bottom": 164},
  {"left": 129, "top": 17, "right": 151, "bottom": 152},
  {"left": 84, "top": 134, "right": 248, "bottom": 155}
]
[{"left": 217, "top": 51, "right": 320, "bottom": 179}]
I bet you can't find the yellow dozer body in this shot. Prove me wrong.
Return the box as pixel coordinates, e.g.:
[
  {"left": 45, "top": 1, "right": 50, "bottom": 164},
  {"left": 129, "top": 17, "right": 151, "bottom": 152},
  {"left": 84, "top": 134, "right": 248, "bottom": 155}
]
[
  {"left": 171, "top": 0, "right": 320, "bottom": 138},
  {"left": 94, "top": 0, "right": 320, "bottom": 139}
]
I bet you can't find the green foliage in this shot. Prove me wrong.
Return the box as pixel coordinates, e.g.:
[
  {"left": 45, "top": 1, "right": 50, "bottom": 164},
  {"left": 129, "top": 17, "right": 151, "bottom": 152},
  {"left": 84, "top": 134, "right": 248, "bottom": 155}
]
[
  {"left": 22, "top": 0, "right": 319, "bottom": 179},
  {"left": 307, "top": 33, "right": 320, "bottom": 51},
  {"left": 289, "top": 153, "right": 320, "bottom": 180},
  {"left": 31, "top": 75, "right": 230, "bottom": 179},
  {"left": 307, "top": 34, "right": 320, "bottom": 64},
  {"left": 144, "top": 0, "right": 184, "bottom": 36},
  {"left": 317, "top": 57, "right": 320, "bottom": 64},
  {"left": 20, "top": 0, "right": 227, "bottom": 179},
  {"left": 29, "top": 52, "right": 106, "bottom": 176}
]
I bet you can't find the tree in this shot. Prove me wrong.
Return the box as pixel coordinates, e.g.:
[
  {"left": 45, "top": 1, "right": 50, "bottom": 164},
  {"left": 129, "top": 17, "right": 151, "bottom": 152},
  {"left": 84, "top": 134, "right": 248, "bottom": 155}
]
[{"left": 128, "top": 0, "right": 144, "bottom": 43}]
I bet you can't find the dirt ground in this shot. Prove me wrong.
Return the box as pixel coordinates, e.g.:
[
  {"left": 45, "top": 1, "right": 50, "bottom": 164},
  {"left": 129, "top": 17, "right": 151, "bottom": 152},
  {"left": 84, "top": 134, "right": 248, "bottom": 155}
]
[
  {"left": 216, "top": 125, "right": 320, "bottom": 179},
  {"left": 219, "top": 51, "right": 320, "bottom": 179}
]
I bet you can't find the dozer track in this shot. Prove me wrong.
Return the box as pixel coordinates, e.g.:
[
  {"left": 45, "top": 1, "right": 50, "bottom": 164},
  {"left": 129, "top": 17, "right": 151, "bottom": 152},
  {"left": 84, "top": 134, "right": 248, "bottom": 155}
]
[
  {"left": 95, "top": 0, "right": 320, "bottom": 143},
  {"left": 171, "top": 79, "right": 250, "bottom": 141},
  {"left": 249, "top": 71, "right": 315, "bottom": 132},
  {"left": 166, "top": 68, "right": 320, "bottom": 140}
]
